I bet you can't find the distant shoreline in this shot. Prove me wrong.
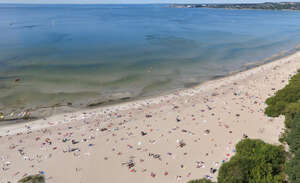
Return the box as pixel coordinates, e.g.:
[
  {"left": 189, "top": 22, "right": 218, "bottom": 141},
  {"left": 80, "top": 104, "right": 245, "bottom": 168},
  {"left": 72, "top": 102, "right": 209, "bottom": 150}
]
[{"left": 169, "top": 2, "right": 300, "bottom": 11}]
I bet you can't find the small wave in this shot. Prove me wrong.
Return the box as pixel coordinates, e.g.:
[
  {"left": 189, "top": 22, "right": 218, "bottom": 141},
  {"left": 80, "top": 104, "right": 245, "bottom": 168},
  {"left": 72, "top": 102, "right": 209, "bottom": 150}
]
[
  {"left": 144, "top": 34, "right": 198, "bottom": 49},
  {"left": 0, "top": 76, "right": 20, "bottom": 80},
  {"left": 11, "top": 25, "right": 39, "bottom": 29},
  {"left": 101, "top": 74, "right": 142, "bottom": 86},
  {"left": 183, "top": 82, "right": 199, "bottom": 88},
  {"left": 140, "top": 78, "right": 172, "bottom": 96}
]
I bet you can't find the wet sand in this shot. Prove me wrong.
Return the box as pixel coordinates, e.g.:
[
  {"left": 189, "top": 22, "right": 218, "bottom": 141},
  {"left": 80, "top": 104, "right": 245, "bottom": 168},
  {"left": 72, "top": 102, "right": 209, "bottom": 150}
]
[{"left": 1, "top": 51, "right": 300, "bottom": 183}]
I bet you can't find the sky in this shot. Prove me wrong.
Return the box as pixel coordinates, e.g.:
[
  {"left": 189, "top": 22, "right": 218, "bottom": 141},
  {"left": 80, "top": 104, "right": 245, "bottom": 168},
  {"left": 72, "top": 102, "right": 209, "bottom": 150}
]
[{"left": 0, "top": 0, "right": 300, "bottom": 4}]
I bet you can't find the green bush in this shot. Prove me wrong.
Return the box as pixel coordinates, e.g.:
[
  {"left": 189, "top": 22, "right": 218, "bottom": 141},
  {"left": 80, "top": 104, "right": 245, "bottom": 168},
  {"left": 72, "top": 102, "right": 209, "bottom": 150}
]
[
  {"left": 18, "top": 174, "right": 45, "bottom": 183},
  {"left": 286, "top": 149, "right": 300, "bottom": 183},
  {"left": 265, "top": 70, "right": 300, "bottom": 118},
  {"left": 187, "top": 178, "right": 215, "bottom": 183},
  {"left": 284, "top": 114, "right": 300, "bottom": 183},
  {"left": 265, "top": 70, "right": 300, "bottom": 183},
  {"left": 217, "top": 139, "right": 286, "bottom": 183},
  {"left": 285, "top": 115, "right": 300, "bottom": 154}
]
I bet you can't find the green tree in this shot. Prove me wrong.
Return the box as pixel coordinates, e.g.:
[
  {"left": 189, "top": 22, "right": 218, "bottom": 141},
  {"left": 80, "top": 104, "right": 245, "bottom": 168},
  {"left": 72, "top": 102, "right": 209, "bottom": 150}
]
[{"left": 218, "top": 139, "right": 286, "bottom": 183}]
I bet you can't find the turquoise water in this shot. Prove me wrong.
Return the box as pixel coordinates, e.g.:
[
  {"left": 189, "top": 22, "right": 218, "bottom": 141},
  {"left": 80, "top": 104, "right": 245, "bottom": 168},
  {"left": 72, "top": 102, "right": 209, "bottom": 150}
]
[{"left": 1, "top": 4, "right": 300, "bottom": 120}]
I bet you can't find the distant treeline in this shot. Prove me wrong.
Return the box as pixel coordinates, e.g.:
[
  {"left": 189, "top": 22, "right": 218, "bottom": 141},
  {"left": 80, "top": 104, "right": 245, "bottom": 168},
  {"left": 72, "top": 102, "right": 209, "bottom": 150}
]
[{"left": 170, "top": 2, "right": 300, "bottom": 10}]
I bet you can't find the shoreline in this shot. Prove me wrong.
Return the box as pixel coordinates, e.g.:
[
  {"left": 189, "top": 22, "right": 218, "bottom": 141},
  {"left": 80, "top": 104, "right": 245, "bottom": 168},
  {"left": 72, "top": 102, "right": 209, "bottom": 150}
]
[
  {"left": 2, "top": 43, "right": 300, "bottom": 129},
  {"left": 1, "top": 49, "right": 300, "bottom": 136},
  {"left": 1, "top": 50, "right": 300, "bottom": 183}
]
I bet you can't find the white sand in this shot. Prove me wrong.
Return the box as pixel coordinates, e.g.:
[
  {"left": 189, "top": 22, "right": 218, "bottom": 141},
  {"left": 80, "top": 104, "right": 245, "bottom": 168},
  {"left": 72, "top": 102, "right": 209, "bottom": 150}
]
[{"left": 1, "top": 51, "right": 300, "bottom": 183}]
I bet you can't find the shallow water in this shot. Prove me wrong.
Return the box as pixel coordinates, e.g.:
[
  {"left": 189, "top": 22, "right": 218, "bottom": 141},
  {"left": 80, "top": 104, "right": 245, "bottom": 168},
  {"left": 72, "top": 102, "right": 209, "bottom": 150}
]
[{"left": 1, "top": 4, "right": 300, "bottom": 120}]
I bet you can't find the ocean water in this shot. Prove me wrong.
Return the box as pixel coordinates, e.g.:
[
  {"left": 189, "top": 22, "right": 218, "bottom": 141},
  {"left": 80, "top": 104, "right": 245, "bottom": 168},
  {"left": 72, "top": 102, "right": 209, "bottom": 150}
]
[{"left": 1, "top": 4, "right": 300, "bottom": 121}]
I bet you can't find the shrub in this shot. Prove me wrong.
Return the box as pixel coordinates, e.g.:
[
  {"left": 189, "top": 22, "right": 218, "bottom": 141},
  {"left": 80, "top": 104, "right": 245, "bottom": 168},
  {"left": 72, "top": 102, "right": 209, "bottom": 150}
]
[
  {"left": 265, "top": 70, "right": 300, "bottom": 183},
  {"left": 284, "top": 114, "right": 300, "bottom": 183},
  {"left": 217, "top": 139, "right": 286, "bottom": 183},
  {"left": 285, "top": 115, "right": 300, "bottom": 154},
  {"left": 265, "top": 70, "right": 300, "bottom": 118},
  {"left": 18, "top": 174, "right": 45, "bottom": 183},
  {"left": 286, "top": 149, "right": 300, "bottom": 183},
  {"left": 187, "top": 178, "right": 215, "bottom": 183}
]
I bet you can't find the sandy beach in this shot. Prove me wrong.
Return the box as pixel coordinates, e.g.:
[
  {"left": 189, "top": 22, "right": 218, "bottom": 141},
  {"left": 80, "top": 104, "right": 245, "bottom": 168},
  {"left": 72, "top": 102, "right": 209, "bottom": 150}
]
[{"left": 1, "top": 51, "right": 300, "bottom": 183}]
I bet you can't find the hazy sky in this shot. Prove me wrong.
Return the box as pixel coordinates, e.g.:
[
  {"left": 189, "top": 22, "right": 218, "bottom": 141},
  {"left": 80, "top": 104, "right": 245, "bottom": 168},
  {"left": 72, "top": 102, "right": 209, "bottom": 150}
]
[{"left": 0, "top": 0, "right": 300, "bottom": 4}]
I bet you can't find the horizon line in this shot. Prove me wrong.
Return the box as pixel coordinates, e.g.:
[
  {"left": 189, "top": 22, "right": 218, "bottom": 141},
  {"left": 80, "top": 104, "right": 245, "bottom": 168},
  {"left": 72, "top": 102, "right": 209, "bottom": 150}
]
[{"left": 0, "top": 1, "right": 292, "bottom": 4}]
